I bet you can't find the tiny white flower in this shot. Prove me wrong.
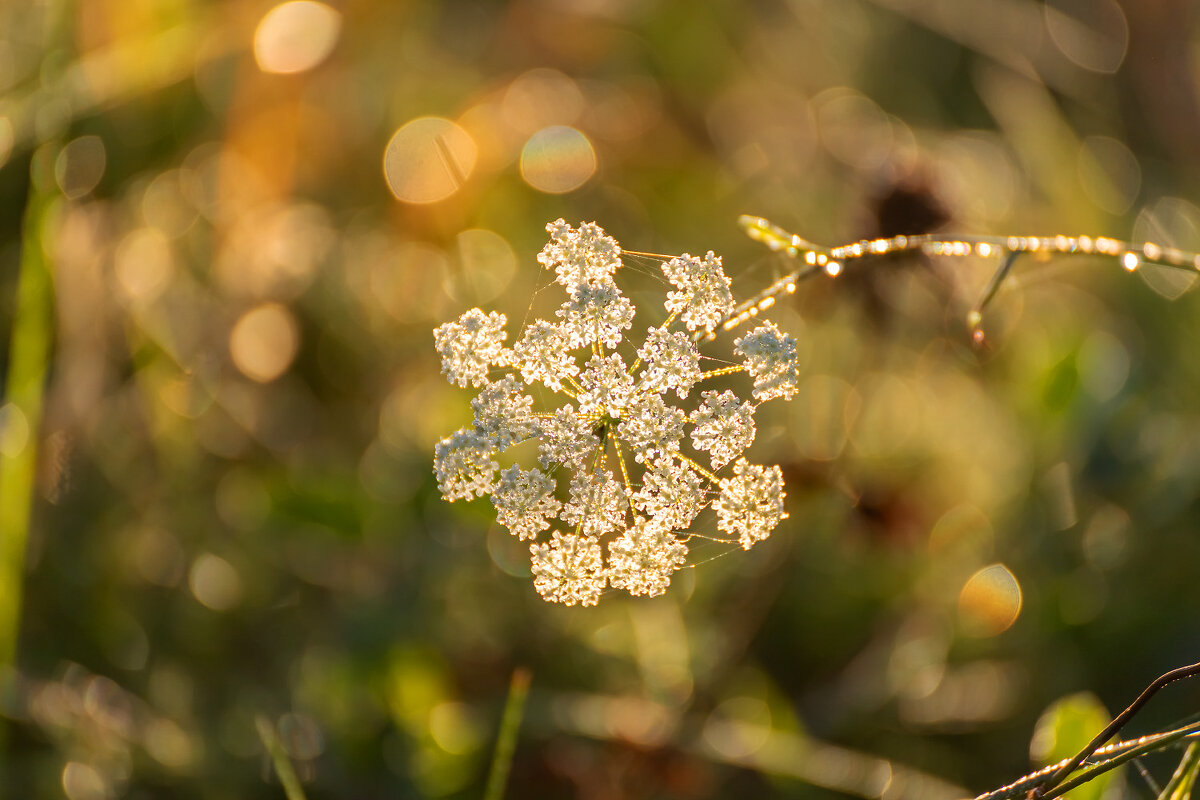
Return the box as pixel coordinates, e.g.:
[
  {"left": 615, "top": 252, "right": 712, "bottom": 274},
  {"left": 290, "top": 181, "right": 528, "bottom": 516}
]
[
  {"left": 537, "top": 405, "right": 600, "bottom": 468},
  {"left": 632, "top": 457, "right": 705, "bottom": 530},
  {"left": 471, "top": 374, "right": 537, "bottom": 450},
  {"left": 607, "top": 517, "right": 688, "bottom": 597},
  {"left": 511, "top": 320, "right": 579, "bottom": 390},
  {"left": 735, "top": 321, "right": 800, "bottom": 401},
  {"left": 492, "top": 465, "right": 561, "bottom": 541},
  {"left": 577, "top": 353, "right": 637, "bottom": 418},
  {"left": 434, "top": 429, "right": 499, "bottom": 502},
  {"left": 530, "top": 531, "right": 607, "bottom": 606},
  {"left": 715, "top": 458, "right": 787, "bottom": 550},
  {"left": 617, "top": 392, "right": 686, "bottom": 464},
  {"left": 661, "top": 251, "right": 735, "bottom": 332},
  {"left": 538, "top": 219, "right": 622, "bottom": 292},
  {"left": 690, "top": 389, "right": 756, "bottom": 469},
  {"left": 561, "top": 469, "right": 628, "bottom": 538},
  {"left": 556, "top": 281, "right": 635, "bottom": 350},
  {"left": 433, "top": 308, "right": 509, "bottom": 388},
  {"left": 636, "top": 326, "right": 701, "bottom": 398}
]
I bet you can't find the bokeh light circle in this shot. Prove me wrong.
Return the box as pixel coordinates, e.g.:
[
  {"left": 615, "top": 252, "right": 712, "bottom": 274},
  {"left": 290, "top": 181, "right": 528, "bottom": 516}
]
[
  {"left": 253, "top": 1, "right": 342, "bottom": 75},
  {"left": 230, "top": 303, "right": 300, "bottom": 383},
  {"left": 383, "top": 117, "right": 477, "bottom": 204},
  {"left": 519, "top": 125, "right": 596, "bottom": 194},
  {"left": 55, "top": 135, "right": 106, "bottom": 199},
  {"left": 958, "top": 564, "right": 1023, "bottom": 637},
  {"left": 189, "top": 553, "right": 243, "bottom": 611}
]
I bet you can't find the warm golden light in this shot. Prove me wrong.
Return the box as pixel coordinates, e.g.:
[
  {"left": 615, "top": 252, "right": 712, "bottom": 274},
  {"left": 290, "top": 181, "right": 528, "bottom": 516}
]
[
  {"left": 383, "top": 117, "right": 477, "bottom": 204},
  {"left": 229, "top": 303, "right": 299, "bottom": 383},
  {"left": 62, "top": 762, "right": 107, "bottom": 800},
  {"left": 253, "top": 1, "right": 342, "bottom": 75},
  {"left": 189, "top": 553, "right": 243, "bottom": 611},
  {"left": 519, "top": 125, "right": 596, "bottom": 194},
  {"left": 114, "top": 227, "right": 174, "bottom": 303},
  {"left": 958, "top": 564, "right": 1022, "bottom": 636},
  {"left": 55, "top": 135, "right": 106, "bottom": 199}
]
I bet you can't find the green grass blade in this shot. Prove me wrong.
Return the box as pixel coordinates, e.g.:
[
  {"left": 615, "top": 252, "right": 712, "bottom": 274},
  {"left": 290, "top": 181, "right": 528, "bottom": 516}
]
[
  {"left": 0, "top": 147, "right": 59, "bottom": 669},
  {"left": 483, "top": 667, "right": 531, "bottom": 800},
  {"left": 255, "top": 715, "right": 308, "bottom": 800},
  {"left": 1160, "top": 742, "right": 1200, "bottom": 800}
]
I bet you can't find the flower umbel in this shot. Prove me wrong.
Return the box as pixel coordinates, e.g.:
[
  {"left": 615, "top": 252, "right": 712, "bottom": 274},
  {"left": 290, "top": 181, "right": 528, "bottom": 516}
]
[{"left": 433, "top": 220, "right": 795, "bottom": 605}]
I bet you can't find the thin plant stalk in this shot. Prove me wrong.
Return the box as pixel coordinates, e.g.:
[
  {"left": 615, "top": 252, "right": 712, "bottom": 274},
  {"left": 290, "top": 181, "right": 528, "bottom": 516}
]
[
  {"left": 972, "top": 717, "right": 1200, "bottom": 800},
  {"left": 0, "top": 151, "right": 59, "bottom": 670},
  {"left": 255, "top": 715, "right": 308, "bottom": 800},
  {"left": 732, "top": 215, "right": 1200, "bottom": 340},
  {"left": 1158, "top": 742, "right": 1200, "bottom": 800},
  {"left": 483, "top": 667, "right": 532, "bottom": 800},
  {"left": 0, "top": 0, "right": 68, "bottom": 675}
]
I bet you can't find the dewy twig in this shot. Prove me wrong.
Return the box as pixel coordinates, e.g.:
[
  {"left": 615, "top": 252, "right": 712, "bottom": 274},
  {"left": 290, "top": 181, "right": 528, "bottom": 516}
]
[
  {"left": 1025, "top": 659, "right": 1200, "bottom": 798},
  {"left": 728, "top": 215, "right": 1200, "bottom": 341}
]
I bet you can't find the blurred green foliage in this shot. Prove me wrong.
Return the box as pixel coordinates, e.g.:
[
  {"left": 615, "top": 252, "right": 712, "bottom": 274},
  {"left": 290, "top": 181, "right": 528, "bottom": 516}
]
[{"left": 1, "top": 0, "right": 1199, "bottom": 798}]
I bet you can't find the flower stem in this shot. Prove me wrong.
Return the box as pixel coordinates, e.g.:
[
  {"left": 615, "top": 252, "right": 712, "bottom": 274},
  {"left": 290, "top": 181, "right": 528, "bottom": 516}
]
[
  {"left": 699, "top": 365, "right": 745, "bottom": 381},
  {"left": 674, "top": 452, "right": 720, "bottom": 486}
]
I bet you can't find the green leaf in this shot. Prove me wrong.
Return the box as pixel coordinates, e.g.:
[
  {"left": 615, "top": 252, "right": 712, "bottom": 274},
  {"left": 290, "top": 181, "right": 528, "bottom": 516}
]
[{"left": 1030, "top": 693, "right": 1114, "bottom": 800}]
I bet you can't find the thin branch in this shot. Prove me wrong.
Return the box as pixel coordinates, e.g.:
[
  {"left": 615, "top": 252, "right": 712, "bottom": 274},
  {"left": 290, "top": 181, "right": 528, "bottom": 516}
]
[
  {"left": 730, "top": 215, "right": 1200, "bottom": 339},
  {"left": 973, "top": 717, "right": 1200, "bottom": 800},
  {"left": 1029, "top": 660, "right": 1200, "bottom": 798}
]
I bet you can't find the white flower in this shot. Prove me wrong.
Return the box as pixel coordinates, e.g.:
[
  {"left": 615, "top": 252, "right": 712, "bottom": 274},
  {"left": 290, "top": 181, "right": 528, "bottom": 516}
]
[
  {"left": 636, "top": 326, "right": 701, "bottom": 398},
  {"left": 735, "top": 321, "right": 800, "bottom": 401},
  {"left": 690, "top": 390, "right": 756, "bottom": 469},
  {"left": 661, "top": 251, "right": 735, "bottom": 332},
  {"left": 632, "top": 457, "right": 705, "bottom": 530},
  {"left": 557, "top": 281, "right": 635, "bottom": 350},
  {"left": 607, "top": 517, "right": 687, "bottom": 597},
  {"left": 471, "top": 375, "right": 537, "bottom": 450},
  {"left": 493, "top": 465, "right": 561, "bottom": 540},
  {"left": 511, "top": 320, "right": 579, "bottom": 390},
  {"left": 577, "top": 353, "right": 636, "bottom": 418},
  {"left": 434, "top": 429, "right": 499, "bottom": 501},
  {"left": 530, "top": 531, "right": 607, "bottom": 606},
  {"left": 433, "top": 220, "right": 799, "bottom": 605},
  {"left": 538, "top": 219, "right": 622, "bottom": 292},
  {"left": 537, "top": 406, "right": 600, "bottom": 468},
  {"left": 560, "top": 469, "right": 627, "bottom": 538},
  {"left": 617, "top": 393, "right": 685, "bottom": 464},
  {"left": 715, "top": 458, "right": 787, "bottom": 550},
  {"left": 433, "top": 309, "right": 509, "bottom": 388}
]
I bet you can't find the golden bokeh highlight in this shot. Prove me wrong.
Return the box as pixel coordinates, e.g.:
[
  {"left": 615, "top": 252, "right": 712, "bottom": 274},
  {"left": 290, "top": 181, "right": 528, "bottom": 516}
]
[
  {"left": 519, "top": 125, "right": 596, "bottom": 194},
  {"left": 1131, "top": 197, "right": 1200, "bottom": 299},
  {"left": 958, "top": 564, "right": 1022, "bottom": 637},
  {"left": 253, "top": 1, "right": 342, "bottom": 75},
  {"left": 144, "top": 717, "right": 196, "bottom": 770},
  {"left": 61, "top": 761, "right": 107, "bottom": 800},
  {"left": 383, "top": 117, "right": 477, "bottom": 204},
  {"left": 502, "top": 68, "right": 585, "bottom": 133},
  {"left": 229, "top": 303, "right": 300, "bottom": 383},
  {"left": 1043, "top": 0, "right": 1128, "bottom": 74},
  {"left": 55, "top": 135, "right": 106, "bottom": 199},
  {"left": 188, "top": 554, "right": 243, "bottom": 612},
  {"left": 216, "top": 203, "right": 333, "bottom": 298},
  {"left": 114, "top": 227, "right": 174, "bottom": 304}
]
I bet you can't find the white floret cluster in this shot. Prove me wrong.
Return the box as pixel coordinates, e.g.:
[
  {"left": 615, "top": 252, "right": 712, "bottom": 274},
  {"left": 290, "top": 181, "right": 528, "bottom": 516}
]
[{"left": 433, "top": 220, "right": 797, "bottom": 606}]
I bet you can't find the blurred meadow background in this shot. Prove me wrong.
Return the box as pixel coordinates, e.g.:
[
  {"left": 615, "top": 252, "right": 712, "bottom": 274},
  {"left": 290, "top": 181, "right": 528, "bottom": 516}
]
[{"left": 2, "top": 0, "right": 1200, "bottom": 798}]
